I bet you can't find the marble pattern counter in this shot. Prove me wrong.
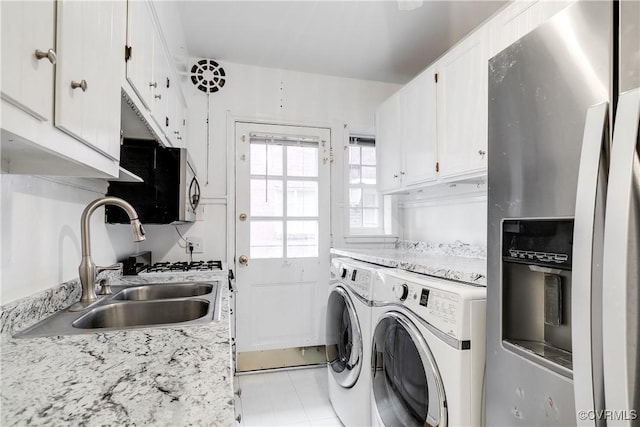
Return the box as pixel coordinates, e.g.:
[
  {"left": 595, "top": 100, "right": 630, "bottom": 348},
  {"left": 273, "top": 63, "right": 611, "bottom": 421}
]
[
  {"left": 0, "top": 273, "right": 234, "bottom": 426},
  {"left": 331, "top": 240, "right": 487, "bottom": 286}
]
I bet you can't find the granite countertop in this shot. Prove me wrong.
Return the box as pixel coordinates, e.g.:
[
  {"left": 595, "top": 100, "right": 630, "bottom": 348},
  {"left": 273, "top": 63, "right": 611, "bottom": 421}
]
[
  {"left": 0, "top": 273, "right": 235, "bottom": 426},
  {"left": 331, "top": 240, "right": 487, "bottom": 286}
]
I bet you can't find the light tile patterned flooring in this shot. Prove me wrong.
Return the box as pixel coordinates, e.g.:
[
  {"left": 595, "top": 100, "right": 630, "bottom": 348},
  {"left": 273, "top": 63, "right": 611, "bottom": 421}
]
[{"left": 236, "top": 366, "right": 343, "bottom": 427}]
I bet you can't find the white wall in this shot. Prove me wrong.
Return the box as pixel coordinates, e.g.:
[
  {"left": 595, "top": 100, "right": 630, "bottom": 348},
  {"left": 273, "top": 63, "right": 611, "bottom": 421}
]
[
  {"left": 1, "top": 175, "right": 137, "bottom": 304},
  {"left": 399, "top": 184, "right": 487, "bottom": 246},
  {"left": 138, "top": 61, "right": 400, "bottom": 262}
]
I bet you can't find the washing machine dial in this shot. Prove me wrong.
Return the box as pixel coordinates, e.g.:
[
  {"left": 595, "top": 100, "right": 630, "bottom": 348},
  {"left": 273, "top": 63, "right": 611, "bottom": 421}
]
[{"left": 395, "top": 283, "right": 409, "bottom": 301}]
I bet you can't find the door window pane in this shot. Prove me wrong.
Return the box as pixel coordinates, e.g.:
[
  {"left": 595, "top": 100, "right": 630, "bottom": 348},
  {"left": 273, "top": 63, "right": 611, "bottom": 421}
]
[
  {"left": 251, "top": 179, "right": 283, "bottom": 216},
  {"left": 287, "top": 181, "right": 318, "bottom": 217},
  {"left": 250, "top": 221, "right": 283, "bottom": 258},
  {"left": 287, "top": 220, "right": 318, "bottom": 258},
  {"left": 287, "top": 146, "right": 318, "bottom": 177},
  {"left": 251, "top": 143, "right": 283, "bottom": 176}
]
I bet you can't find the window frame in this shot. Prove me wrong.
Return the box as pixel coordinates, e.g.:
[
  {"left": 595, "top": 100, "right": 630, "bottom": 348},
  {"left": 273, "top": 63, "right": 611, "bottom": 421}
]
[{"left": 344, "top": 134, "right": 385, "bottom": 236}]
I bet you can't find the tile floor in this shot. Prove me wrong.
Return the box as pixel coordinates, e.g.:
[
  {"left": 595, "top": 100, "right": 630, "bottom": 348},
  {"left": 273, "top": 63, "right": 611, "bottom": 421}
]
[{"left": 236, "top": 366, "right": 343, "bottom": 426}]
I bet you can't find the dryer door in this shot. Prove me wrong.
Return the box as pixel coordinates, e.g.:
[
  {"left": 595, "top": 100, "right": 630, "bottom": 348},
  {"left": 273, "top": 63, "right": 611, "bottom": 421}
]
[
  {"left": 372, "top": 311, "right": 447, "bottom": 427},
  {"left": 326, "top": 285, "right": 363, "bottom": 388}
]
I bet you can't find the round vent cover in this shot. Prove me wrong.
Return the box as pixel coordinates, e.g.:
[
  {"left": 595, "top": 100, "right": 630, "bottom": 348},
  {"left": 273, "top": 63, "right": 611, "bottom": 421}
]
[{"left": 190, "top": 59, "right": 226, "bottom": 93}]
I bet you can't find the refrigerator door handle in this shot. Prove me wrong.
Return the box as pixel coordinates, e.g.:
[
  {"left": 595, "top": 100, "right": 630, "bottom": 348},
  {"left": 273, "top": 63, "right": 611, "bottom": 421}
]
[
  {"left": 602, "top": 87, "right": 640, "bottom": 427},
  {"left": 572, "top": 101, "right": 609, "bottom": 426}
]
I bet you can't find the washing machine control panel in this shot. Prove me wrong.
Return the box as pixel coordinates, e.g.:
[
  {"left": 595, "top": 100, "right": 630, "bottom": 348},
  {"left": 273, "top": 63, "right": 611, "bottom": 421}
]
[
  {"left": 348, "top": 268, "right": 373, "bottom": 299},
  {"left": 386, "top": 277, "right": 463, "bottom": 338}
]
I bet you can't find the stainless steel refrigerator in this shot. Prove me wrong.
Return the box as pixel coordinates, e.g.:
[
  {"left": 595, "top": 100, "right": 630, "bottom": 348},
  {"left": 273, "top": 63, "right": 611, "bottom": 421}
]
[{"left": 486, "top": 1, "right": 639, "bottom": 425}]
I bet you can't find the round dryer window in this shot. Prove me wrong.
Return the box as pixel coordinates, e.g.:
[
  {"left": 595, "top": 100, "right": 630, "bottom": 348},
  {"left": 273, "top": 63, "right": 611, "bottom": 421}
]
[
  {"left": 371, "top": 312, "right": 447, "bottom": 427},
  {"left": 326, "top": 286, "right": 363, "bottom": 388}
]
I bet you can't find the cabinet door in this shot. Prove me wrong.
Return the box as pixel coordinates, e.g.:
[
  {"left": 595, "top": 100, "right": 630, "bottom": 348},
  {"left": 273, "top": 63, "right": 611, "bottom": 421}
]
[
  {"left": 436, "top": 27, "right": 489, "bottom": 178},
  {"left": 55, "top": 0, "right": 125, "bottom": 160},
  {"left": 403, "top": 66, "right": 438, "bottom": 186},
  {"left": 1, "top": 0, "right": 55, "bottom": 121},
  {"left": 376, "top": 92, "right": 403, "bottom": 193},
  {"left": 126, "top": 0, "right": 155, "bottom": 110},
  {"left": 150, "top": 31, "right": 170, "bottom": 137}
]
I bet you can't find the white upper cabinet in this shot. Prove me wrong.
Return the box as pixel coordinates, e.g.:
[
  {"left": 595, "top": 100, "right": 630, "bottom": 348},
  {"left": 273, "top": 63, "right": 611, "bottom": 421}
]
[
  {"left": 1, "top": 0, "right": 55, "bottom": 122},
  {"left": 126, "top": 0, "right": 155, "bottom": 111},
  {"left": 123, "top": 0, "right": 187, "bottom": 148},
  {"left": 376, "top": 66, "right": 439, "bottom": 192},
  {"left": 1, "top": 0, "right": 125, "bottom": 177},
  {"left": 404, "top": 65, "right": 438, "bottom": 186},
  {"left": 376, "top": 92, "right": 403, "bottom": 193},
  {"left": 436, "top": 26, "right": 488, "bottom": 179},
  {"left": 55, "top": 0, "right": 125, "bottom": 161}
]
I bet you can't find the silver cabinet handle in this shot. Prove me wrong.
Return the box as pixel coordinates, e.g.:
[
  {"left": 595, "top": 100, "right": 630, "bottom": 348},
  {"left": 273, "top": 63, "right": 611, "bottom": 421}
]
[
  {"left": 71, "top": 80, "right": 87, "bottom": 92},
  {"left": 149, "top": 82, "right": 157, "bottom": 88},
  {"left": 154, "top": 94, "right": 162, "bottom": 99},
  {"left": 174, "top": 131, "right": 180, "bottom": 135},
  {"left": 177, "top": 136, "right": 182, "bottom": 141},
  {"left": 34, "top": 48, "right": 56, "bottom": 64}
]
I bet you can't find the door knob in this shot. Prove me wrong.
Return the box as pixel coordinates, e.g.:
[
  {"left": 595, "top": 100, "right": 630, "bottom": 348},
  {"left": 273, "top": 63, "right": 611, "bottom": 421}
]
[
  {"left": 238, "top": 255, "right": 248, "bottom": 266},
  {"left": 34, "top": 48, "right": 56, "bottom": 64},
  {"left": 239, "top": 213, "right": 247, "bottom": 221},
  {"left": 71, "top": 80, "right": 88, "bottom": 92}
]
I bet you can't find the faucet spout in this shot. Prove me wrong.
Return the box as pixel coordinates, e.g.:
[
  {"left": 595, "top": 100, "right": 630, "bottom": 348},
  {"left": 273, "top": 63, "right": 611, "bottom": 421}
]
[{"left": 78, "top": 197, "right": 145, "bottom": 305}]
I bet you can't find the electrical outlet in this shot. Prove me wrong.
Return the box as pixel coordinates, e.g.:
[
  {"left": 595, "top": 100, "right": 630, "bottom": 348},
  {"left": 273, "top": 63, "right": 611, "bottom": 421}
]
[{"left": 185, "top": 237, "right": 203, "bottom": 254}]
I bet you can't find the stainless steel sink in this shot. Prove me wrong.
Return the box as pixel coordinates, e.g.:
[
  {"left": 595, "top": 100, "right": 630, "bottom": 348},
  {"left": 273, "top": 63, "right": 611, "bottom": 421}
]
[
  {"left": 73, "top": 299, "right": 210, "bottom": 329},
  {"left": 112, "top": 283, "right": 213, "bottom": 301},
  {"left": 15, "top": 281, "right": 221, "bottom": 338}
]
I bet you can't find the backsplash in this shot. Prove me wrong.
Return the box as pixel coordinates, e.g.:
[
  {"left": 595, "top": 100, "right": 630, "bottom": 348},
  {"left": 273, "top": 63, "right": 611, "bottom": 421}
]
[
  {"left": 0, "top": 269, "right": 122, "bottom": 336},
  {"left": 0, "top": 279, "right": 81, "bottom": 336},
  {"left": 395, "top": 239, "right": 486, "bottom": 259}
]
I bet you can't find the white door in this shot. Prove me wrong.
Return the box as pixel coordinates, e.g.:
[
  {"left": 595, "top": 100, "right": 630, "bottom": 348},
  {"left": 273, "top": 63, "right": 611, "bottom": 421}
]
[{"left": 235, "top": 122, "right": 331, "bottom": 354}]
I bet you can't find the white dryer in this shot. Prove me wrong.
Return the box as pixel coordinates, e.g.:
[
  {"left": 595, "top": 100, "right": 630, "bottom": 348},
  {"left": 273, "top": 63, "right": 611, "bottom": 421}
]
[
  {"left": 370, "top": 269, "right": 486, "bottom": 427},
  {"left": 326, "top": 257, "right": 383, "bottom": 427}
]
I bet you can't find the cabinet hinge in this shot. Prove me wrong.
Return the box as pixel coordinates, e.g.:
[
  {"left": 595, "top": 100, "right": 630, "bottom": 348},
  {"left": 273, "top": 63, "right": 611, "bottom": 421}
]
[
  {"left": 435, "top": 162, "right": 440, "bottom": 172},
  {"left": 125, "top": 45, "right": 132, "bottom": 62},
  {"left": 434, "top": 73, "right": 438, "bottom": 83}
]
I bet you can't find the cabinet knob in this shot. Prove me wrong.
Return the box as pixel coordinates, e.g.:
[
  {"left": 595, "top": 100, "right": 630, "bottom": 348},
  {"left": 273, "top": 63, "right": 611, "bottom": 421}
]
[
  {"left": 393, "top": 174, "right": 399, "bottom": 178},
  {"left": 155, "top": 94, "right": 162, "bottom": 100},
  {"left": 400, "top": 171, "right": 406, "bottom": 175},
  {"left": 238, "top": 255, "right": 248, "bottom": 266},
  {"left": 34, "top": 48, "right": 56, "bottom": 65},
  {"left": 478, "top": 150, "right": 486, "bottom": 158},
  {"left": 149, "top": 82, "right": 157, "bottom": 88},
  {"left": 71, "top": 80, "right": 88, "bottom": 92},
  {"left": 177, "top": 136, "right": 182, "bottom": 141},
  {"left": 174, "top": 131, "right": 180, "bottom": 135}
]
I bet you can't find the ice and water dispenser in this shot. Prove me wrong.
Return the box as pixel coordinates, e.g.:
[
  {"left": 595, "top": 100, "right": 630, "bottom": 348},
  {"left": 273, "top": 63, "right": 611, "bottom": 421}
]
[{"left": 501, "top": 219, "right": 574, "bottom": 377}]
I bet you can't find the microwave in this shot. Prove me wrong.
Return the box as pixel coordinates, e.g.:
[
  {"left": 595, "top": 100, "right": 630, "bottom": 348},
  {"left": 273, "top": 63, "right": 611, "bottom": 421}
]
[{"left": 106, "top": 139, "right": 200, "bottom": 224}]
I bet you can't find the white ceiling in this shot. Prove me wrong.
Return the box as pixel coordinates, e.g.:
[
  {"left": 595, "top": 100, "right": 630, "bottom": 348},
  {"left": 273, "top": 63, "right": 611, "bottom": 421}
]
[{"left": 177, "top": 1, "right": 506, "bottom": 84}]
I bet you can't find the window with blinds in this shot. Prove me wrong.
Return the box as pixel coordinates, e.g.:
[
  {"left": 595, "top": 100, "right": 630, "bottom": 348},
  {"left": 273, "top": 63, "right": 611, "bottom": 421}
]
[{"left": 347, "top": 135, "right": 383, "bottom": 234}]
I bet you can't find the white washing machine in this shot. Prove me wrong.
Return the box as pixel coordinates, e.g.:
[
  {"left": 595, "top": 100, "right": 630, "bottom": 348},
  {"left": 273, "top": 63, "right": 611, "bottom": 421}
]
[
  {"left": 326, "top": 257, "right": 384, "bottom": 427},
  {"left": 370, "top": 269, "right": 486, "bottom": 427}
]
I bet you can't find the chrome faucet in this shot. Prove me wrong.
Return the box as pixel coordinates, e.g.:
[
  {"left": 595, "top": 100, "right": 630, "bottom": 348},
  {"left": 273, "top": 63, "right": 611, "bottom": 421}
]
[{"left": 77, "top": 197, "right": 145, "bottom": 306}]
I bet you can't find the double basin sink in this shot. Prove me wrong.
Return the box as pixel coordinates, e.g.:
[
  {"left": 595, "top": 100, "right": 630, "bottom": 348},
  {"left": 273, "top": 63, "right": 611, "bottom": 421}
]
[{"left": 16, "top": 281, "right": 221, "bottom": 338}]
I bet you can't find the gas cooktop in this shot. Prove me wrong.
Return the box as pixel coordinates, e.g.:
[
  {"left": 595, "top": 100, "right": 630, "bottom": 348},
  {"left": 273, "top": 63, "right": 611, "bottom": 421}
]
[{"left": 140, "top": 260, "right": 224, "bottom": 274}]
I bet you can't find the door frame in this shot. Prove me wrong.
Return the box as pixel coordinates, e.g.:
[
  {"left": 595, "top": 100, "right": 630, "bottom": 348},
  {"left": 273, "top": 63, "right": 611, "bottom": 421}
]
[{"left": 225, "top": 113, "right": 343, "bottom": 368}]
